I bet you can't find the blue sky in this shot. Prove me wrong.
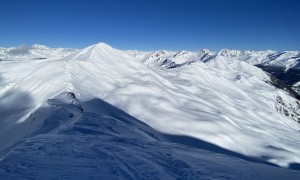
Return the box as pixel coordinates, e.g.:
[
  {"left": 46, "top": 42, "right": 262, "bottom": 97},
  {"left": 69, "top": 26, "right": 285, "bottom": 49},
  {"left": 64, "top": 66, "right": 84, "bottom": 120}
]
[{"left": 0, "top": 0, "right": 299, "bottom": 51}]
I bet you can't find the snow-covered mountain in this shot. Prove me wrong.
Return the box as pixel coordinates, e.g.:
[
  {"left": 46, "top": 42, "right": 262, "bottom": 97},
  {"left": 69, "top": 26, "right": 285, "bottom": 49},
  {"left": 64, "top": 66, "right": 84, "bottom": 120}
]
[
  {"left": 1, "top": 43, "right": 300, "bottom": 179},
  {"left": 127, "top": 48, "right": 300, "bottom": 95},
  {"left": 0, "top": 44, "right": 78, "bottom": 61},
  {"left": 126, "top": 48, "right": 300, "bottom": 70}
]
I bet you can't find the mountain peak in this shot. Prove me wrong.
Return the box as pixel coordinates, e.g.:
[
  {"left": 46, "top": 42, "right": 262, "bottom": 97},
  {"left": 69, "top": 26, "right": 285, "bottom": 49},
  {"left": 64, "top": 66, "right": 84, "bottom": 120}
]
[
  {"left": 80, "top": 42, "right": 116, "bottom": 55},
  {"left": 92, "top": 42, "right": 113, "bottom": 50},
  {"left": 198, "top": 49, "right": 210, "bottom": 54},
  {"left": 73, "top": 42, "right": 117, "bottom": 60},
  {"left": 216, "top": 49, "right": 241, "bottom": 57},
  {"left": 32, "top": 44, "right": 49, "bottom": 50}
]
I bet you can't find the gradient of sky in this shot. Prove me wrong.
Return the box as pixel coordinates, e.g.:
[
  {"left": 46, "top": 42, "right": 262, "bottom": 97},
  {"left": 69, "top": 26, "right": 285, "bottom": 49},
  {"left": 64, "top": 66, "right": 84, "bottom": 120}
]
[{"left": 0, "top": 0, "right": 299, "bottom": 51}]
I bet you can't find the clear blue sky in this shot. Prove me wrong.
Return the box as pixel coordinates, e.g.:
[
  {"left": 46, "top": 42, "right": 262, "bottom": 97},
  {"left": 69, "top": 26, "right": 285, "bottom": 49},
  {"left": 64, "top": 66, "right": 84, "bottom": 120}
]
[{"left": 0, "top": 0, "right": 299, "bottom": 51}]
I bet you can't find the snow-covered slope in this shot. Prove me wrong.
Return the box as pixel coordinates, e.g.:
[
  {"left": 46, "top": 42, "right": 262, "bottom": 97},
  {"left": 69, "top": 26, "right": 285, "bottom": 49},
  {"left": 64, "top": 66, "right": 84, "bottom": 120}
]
[
  {"left": 0, "top": 44, "right": 77, "bottom": 61},
  {"left": 127, "top": 48, "right": 300, "bottom": 96},
  {"left": 1, "top": 43, "right": 300, "bottom": 178},
  {"left": 1, "top": 93, "right": 300, "bottom": 179}
]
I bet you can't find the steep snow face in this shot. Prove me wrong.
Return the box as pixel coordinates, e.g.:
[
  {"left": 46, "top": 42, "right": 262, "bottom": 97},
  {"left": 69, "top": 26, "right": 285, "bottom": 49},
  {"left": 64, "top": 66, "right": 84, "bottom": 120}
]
[
  {"left": 1, "top": 43, "right": 300, "bottom": 169},
  {"left": 0, "top": 44, "right": 77, "bottom": 61}
]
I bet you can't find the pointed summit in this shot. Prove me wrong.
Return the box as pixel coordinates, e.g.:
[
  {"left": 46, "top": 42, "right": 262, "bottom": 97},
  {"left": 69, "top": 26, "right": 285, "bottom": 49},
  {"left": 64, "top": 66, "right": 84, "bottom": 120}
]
[
  {"left": 69, "top": 42, "right": 146, "bottom": 75},
  {"left": 32, "top": 44, "right": 49, "bottom": 50},
  {"left": 70, "top": 42, "right": 119, "bottom": 61},
  {"left": 92, "top": 42, "right": 114, "bottom": 50},
  {"left": 80, "top": 42, "right": 119, "bottom": 58},
  {"left": 216, "top": 49, "right": 241, "bottom": 57},
  {"left": 198, "top": 49, "right": 210, "bottom": 54},
  {"left": 82, "top": 42, "right": 114, "bottom": 53}
]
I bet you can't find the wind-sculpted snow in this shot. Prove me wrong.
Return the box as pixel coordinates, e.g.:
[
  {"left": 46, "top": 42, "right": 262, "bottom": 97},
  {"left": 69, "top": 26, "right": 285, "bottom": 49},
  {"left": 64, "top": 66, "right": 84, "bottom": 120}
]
[
  {"left": 1, "top": 95, "right": 300, "bottom": 179},
  {"left": 1, "top": 43, "right": 300, "bottom": 178}
]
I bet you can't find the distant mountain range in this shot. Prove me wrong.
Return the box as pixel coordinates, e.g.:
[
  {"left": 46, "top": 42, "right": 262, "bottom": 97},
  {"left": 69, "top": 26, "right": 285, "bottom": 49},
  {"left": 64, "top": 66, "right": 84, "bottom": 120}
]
[
  {"left": 2, "top": 44, "right": 299, "bottom": 93},
  {"left": 126, "top": 48, "right": 300, "bottom": 93}
]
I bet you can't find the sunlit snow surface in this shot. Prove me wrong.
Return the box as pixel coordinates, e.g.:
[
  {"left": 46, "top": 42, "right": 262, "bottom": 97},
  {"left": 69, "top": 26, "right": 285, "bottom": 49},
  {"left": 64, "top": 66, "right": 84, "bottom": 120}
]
[
  {"left": 0, "top": 43, "right": 300, "bottom": 178},
  {"left": 0, "top": 44, "right": 77, "bottom": 61}
]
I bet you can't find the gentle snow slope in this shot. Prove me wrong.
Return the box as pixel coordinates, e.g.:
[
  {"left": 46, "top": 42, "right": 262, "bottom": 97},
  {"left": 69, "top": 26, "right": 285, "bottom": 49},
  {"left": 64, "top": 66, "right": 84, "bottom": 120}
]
[{"left": 0, "top": 43, "right": 300, "bottom": 170}]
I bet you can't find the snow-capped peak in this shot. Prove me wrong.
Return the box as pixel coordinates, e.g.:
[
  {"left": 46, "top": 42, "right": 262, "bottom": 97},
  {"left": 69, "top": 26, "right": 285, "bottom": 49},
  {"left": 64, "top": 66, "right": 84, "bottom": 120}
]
[
  {"left": 216, "top": 49, "right": 242, "bottom": 57},
  {"left": 32, "top": 44, "right": 49, "bottom": 50},
  {"left": 198, "top": 48, "right": 211, "bottom": 54},
  {"left": 72, "top": 42, "right": 136, "bottom": 64},
  {"left": 92, "top": 42, "right": 113, "bottom": 49}
]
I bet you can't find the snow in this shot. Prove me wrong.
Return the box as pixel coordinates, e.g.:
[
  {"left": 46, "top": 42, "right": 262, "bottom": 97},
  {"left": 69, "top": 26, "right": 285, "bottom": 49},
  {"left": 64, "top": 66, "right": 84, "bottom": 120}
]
[
  {"left": 127, "top": 48, "right": 300, "bottom": 71},
  {"left": 0, "top": 44, "right": 77, "bottom": 61},
  {"left": 1, "top": 94, "right": 300, "bottom": 179},
  {"left": 1, "top": 42, "right": 300, "bottom": 178}
]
